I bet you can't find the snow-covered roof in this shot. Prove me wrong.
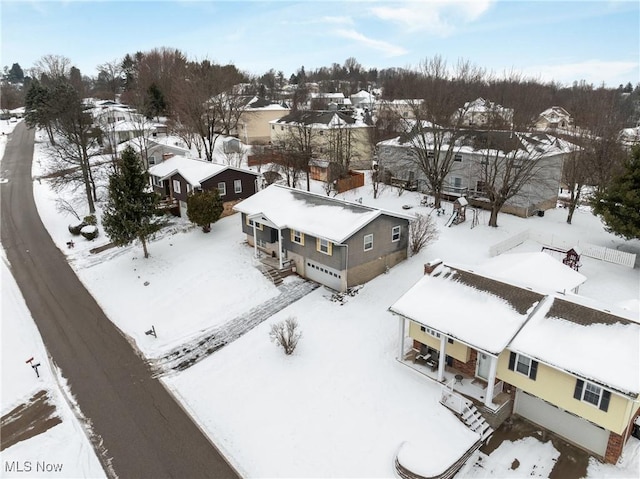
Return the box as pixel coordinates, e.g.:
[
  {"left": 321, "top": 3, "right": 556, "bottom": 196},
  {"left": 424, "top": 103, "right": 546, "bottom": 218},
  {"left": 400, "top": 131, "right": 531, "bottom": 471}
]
[
  {"left": 271, "top": 110, "right": 370, "bottom": 129},
  {"left": 111, "top": 120, "right": 156, "bottom": 132},
  {"left": 234, "top": 184, "right": 413, "bottom": 244},
  {"left": 389, "top": 265, "right": 544, "bottom": 355},
  {"left": 509, "top": 294, "right": 640, "bottom": 397},
  {"left": 476, "top": 252, "right": 586, "bottom": 294},
  {"left": 148, "top": 156, "right": 257, "bottom": 188}
]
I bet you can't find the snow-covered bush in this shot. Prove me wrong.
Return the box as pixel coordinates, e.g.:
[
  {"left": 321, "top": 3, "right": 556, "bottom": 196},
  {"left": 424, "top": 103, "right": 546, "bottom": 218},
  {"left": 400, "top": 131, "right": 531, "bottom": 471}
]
[
  {"left": 269, "top": 317, "right": 301, "bottom": 355},
  {"left": 409, "top": 213, "right": 439, "bottom": 256},
  {"left": 83, "top": 214, "right": 97, "bottom": 226},
  {"left": 68, "top": 222, "right": 86, "bottom": 235},
  {"left": 80, "top": 224, "right": 99, "bottom": 241}
]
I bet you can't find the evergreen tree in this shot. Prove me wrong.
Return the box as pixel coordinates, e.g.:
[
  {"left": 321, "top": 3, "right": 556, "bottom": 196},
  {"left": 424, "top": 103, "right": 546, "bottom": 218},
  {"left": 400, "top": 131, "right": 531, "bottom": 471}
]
[
  {"left": 592, "top": 146, "right": 640, "bottom": 241},
  {"left": 7, "top": 63, "right": 24, "bottom": 83},
  {"left": 186, "top": 189, "right": 224, "bottom": 232},
  {"left": 145, "top": 82, "right": 167, "bottom": 119},
  {"left": 102, "top": 146, "right": 162, "bottom": 257}
]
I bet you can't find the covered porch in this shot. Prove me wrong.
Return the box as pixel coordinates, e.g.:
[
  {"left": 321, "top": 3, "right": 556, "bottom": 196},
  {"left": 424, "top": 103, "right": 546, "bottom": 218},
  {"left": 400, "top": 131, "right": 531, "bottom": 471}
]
[
  {"left": 397, "top": 317, "right": 509, "bottom": 412},
  {"left": 400, "top": 347, "right": 510, "bottom": 413}
]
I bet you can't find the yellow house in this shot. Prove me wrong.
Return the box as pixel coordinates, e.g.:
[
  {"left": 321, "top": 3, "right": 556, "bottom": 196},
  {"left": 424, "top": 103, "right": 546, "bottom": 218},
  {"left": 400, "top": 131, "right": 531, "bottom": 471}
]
[
  {"left": 234, "top": 97, "right": 290, "bottom": 145},
  {"left": 389, "top": 260, "right": 639, "bottom": 464},
  {"left": 269, "top": 110, "right": 373, "bottom": 170}
]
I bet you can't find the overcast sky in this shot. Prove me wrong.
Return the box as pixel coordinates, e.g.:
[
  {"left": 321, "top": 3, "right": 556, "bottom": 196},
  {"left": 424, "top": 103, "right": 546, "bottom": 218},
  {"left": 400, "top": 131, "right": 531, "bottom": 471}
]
[{"left": 2, "top": 0, "right": 638, "bottom": 87}]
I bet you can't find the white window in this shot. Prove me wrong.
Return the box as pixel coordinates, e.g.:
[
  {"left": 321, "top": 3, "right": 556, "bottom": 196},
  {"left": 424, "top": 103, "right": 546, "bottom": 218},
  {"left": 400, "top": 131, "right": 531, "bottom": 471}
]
[
  {"left": 317, "top": 238, "right": 331, "bottom": 255},
  {"left": 152, "top": 176, "right": 162, "bottom": 187},
  {"left": 291, "top": 230, "right": 304, "bottom": 245},
  {"left": 234, "top": 179, "right": 242, "bottom": 194},
  {"left": 419, "top": 325, "right": 441, "bottom": 338},
  {"left": 218, "top": 182, "right": 226, "bottom": 196},
  {"left": 583, "top": 382, "right": 603, "bottom": 407},
  {"left": 427, "top": 151, "right": 434, "bottom": 159},
  {"left": 392, "top": 225, "right": 401, "bottom": 242},
  {"left": 186, "top": 184, "right": 192, "bottom": 193},
  {"left": 172, "top": 179, "right": 181, "bottom": 194},
  {"left": 257, "top": 238, "right": 267, "bottom": 248},
  {"left": 454, "top": 153, "right": 463, "bottom": 162},
  {"left": 148, "top": 155, "right": 157, "bottom": 165},
  {"left": 364, "top": 234, "right": 373, "bottom": 251},
  {"left": 453, "top": 177, "right": 462, "bottom": 188},
  {"left": 516, "top": 355, "right": 532, "bottom": 376}
]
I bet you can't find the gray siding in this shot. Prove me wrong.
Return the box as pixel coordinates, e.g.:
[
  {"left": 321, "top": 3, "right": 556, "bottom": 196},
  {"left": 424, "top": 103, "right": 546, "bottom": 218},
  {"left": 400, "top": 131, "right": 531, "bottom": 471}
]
[
  {"left": 344, "top": 215, "right": 409, "bottom": 268},
  {"left": 282, "top": 229, "right": 346, "bottom": 271}
]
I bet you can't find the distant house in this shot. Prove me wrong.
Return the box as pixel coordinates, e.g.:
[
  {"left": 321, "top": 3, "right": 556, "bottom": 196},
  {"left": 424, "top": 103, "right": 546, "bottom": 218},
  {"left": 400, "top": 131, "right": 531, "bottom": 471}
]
[
  {"left": 375, "top": 99, "right": 424, "bottom": 120},
  {"left": 234, "top": 185, "right": 411, "bottom": 291},
  {"left": 148, "top": 156, "right": 259, "bottom": 218},
  {"left": 309, "top": 92, "right": 351, "bottom": 110},
  {"left": 456, "top": 98, "right": 514, "bottom": 128},
  {"left": 619, "top": 126, "right": 640, "bottom": 150},
  {"left": 535, "top": 106, "right": 574, "bottom": 131},
  {"left": 377, "top": 130, "right": 573, "bottom": 217},
  {"left": 389, "top": 261, "right": 640, "bottom": 464},
  {"left": 234, "top": 97, "right": 290, "bottom": 145},
  {"left": 350, "top": 90, "right": 375, "bottom": 108},
  {"left": 270, "top": 110, "right": 374, "bottom": 170}
]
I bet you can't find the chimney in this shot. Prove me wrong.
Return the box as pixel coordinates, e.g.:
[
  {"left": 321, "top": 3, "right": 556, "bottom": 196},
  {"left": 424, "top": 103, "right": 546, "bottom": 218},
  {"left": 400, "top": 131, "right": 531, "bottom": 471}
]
[
  {"left": 162, "top": 153, "right": 174, "bottom": 161},
  {"left": 424, "top": 259, "right": 443, "bottom": 275}
]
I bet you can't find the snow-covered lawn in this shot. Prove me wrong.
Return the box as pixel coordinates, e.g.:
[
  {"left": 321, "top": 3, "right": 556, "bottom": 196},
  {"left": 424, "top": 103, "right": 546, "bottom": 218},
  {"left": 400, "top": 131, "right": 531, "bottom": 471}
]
[{"left": 5, "top": 122, "right": 638, "bottom": 477}]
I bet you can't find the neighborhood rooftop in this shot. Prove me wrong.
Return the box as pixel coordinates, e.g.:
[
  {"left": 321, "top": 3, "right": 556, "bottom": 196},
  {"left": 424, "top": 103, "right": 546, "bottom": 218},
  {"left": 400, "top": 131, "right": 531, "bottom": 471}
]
[
  {"left": 234, "top": 184, "right": 412, "bottom": 244},
  {"left": 389, "top": 265, "right": 544, "bottom": 355},
  {"left": 148, "top": 155, "right": 257, "bottom": 188},
  {"left": 511, "top": 294, "right": 640, "bottom": 397}
]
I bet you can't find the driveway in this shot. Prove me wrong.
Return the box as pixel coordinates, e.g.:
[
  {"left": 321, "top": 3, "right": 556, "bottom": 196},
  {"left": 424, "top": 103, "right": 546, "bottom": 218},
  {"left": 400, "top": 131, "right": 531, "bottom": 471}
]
[{"left": 1, "top": 122, "right": 239, "bottom": 478}]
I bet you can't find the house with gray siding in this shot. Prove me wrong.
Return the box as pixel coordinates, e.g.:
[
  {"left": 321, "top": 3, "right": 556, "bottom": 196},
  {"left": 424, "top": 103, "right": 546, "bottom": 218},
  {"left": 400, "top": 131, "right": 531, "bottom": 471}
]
[
  {"left": 233, "top": 185, "right": 412, "bottom": 291},
  {"left": 148, "top": 155, "right": 259, "bottom": 218},
  {"left": 377, "top": 130, "right": 574, "bottom": 217}
]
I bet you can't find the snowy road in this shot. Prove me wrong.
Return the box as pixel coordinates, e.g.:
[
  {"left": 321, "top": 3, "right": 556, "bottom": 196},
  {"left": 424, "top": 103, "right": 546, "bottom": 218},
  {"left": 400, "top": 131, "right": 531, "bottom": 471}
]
[{"left": 0, "top": 122, "right": 238, "bottom": 478}]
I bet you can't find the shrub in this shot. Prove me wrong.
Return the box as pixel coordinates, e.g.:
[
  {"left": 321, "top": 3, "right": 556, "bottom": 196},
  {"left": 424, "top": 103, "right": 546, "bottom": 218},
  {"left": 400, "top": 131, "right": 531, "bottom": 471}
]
[
  {"left": 83, "top": 215, "right": 97, "bottom": 226},
  {"left": 409, "top": 213, "right": 439, "bottom": 256},
  {"left": 68, "top": 222, "right": 87, "bottom": 235},
  {"left": 269, "top": 317, "right": 301, "bottom": 355},
  {"left": 80, "top": 225, "right": 99, "bottom": 241}
]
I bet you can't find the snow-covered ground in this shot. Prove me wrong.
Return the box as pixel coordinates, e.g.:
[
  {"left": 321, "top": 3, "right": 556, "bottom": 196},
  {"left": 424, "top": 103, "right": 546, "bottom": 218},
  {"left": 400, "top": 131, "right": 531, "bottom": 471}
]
[{"left": 2, "top": 121, "right": 639, "bottom": 477}]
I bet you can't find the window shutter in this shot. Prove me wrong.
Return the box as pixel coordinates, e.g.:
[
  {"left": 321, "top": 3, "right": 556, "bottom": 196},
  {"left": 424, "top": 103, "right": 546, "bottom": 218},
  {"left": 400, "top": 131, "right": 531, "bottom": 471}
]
[
  {"left": 573, "top": 379, "right": 584, "bottom": 400},
  {"left": 599, "top": 390, "right": 611, "bottom": 412},
  {"left": 529, "top": 360, "right": 538, "bottom": 381},
  {"left": 508, "top": 352, "right": 516, "bottom": 371}
]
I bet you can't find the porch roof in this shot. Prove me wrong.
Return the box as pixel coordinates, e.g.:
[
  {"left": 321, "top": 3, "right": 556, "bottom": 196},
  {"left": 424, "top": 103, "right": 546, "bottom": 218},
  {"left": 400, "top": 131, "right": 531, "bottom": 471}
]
[
  {"left": 234, "top": 184, "right": 413, "bottom": 243},
  {"left": 389, "top": 265, "right": 543, "bottom": 355},
  {"left": 509, "top": 294, "right": 640, "bottom": 397}
]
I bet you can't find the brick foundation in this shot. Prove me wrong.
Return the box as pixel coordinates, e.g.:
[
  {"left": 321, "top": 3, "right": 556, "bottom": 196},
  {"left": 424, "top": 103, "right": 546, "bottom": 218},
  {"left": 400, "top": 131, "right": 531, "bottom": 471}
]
[
  {"left": 605, "top": 431, "right": 624, "bottom": 464},
  {"left": 451, "top": 349, "right": 477, "bottom": 376}
]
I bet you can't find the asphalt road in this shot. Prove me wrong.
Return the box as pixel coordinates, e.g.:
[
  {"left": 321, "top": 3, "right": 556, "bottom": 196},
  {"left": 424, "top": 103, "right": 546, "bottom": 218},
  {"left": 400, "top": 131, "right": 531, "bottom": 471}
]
[{"left": 1, "top": 122, "right": 240, "bottom": 479}]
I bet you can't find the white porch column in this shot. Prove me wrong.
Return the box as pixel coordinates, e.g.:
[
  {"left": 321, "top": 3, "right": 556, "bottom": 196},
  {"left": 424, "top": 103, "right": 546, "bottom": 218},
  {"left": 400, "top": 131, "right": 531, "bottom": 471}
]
[
  {"left": 437, "top": 335, "right": 446, "bottom": 382},
  {"left": 252, "top": 222, "right": 258, "bottom": 258},
  {"left": 278, "top": 228, "right": 283, "bottom": 269},
  {"left": 484, "top": 355, "right": 499, "bottom": 407},
  {"left": 397, "top": 317, "right": 406, "bottom": 360}
]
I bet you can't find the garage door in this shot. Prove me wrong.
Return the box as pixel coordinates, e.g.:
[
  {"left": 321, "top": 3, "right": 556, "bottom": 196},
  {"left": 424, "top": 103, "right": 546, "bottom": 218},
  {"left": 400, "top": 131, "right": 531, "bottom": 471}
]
[
  {"left": 305, "top": 259, "right": 343, "bottom": 291},
  {"left": 515, "top": 390, "right": 609, "bottom": 457}
]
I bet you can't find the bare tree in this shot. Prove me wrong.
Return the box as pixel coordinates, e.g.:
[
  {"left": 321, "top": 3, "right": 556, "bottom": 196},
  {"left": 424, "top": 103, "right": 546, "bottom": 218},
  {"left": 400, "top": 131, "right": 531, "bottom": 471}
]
[
  {"left": 32, "top": 54, "right": 72, "bottom": 80},
  {"left": 269, "top": 317, "right": 302, "bottom": 355},
  {"left": 402, "top": 56, "right": 482, "bottom": 208},
  {"left": 96, "top": 59, "right": 123, "bottom": 100},
  {"left": 472, "top": 131, "right": 563, "bottom": 227},
  {"left": 409, "top": 213, "right": 439, "bottom": 255}
]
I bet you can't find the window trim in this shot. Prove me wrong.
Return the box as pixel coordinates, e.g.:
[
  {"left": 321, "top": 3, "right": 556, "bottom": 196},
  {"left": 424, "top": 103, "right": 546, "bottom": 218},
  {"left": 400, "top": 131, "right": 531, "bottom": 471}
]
[
  {"left": 573, "top": 379, "right": 611, "bottom": 411},
  {"left": 234, "top": 179, "right": 242, "bottom": 194},
  {"left": 152, "top": 175, "right": 163, "bottom": 187},
  {"left": 363, "top": 233, "right": 373, "bottom": 251},
  {"left": 507, "top": 351, "right": 538, "bottom": 380},
  {"left": 218, "top": 182, "right": 227, "bottom": 196},
  {"left": 454, "top": 153, "right": 463, "bottom": 162},
  {"left": 172, "top": 179, "right": 181, "bottom": 194},
  {"left": 392, "top": 225, "right": 401, "bottom": 242},
  {"left": 290, "top": 229, "right": 304, "bottom": 246},
  {"left": 245, "top": 216, "right": 263, "bottom": 230},
  {"left": 317, "top": 238, "right": 332, "bottom": 255}
]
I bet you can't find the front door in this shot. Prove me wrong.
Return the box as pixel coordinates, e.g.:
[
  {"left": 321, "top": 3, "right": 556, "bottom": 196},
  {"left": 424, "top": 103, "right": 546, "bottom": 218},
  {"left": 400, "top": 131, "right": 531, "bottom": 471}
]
[{"left": 476, "top": 352, "right": 490, "bottom": 380}]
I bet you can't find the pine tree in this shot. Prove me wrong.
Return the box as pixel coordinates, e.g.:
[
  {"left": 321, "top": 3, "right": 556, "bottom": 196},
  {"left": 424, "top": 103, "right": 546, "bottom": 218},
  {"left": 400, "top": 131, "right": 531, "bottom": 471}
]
[
  {"left": 186, "top": 189, "right": 224, "bottom": 232},
  {"left": 592, "top": 146, "right": 640, "bottom": 241},
  {"left": 102, "top": 146, "right": 162, "bottom": 257}
]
